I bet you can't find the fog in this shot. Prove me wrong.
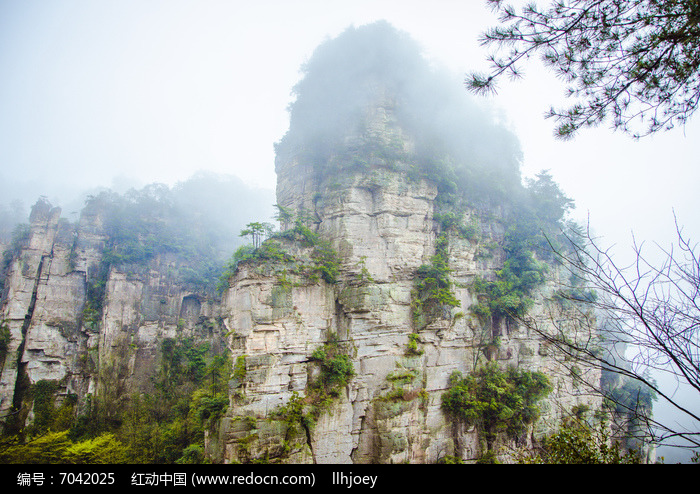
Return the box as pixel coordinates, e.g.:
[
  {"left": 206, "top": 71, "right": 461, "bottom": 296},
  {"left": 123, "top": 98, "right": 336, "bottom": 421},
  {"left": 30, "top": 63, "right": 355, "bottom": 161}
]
[
  {"left": 1, "top": 0, "right": 698, "bottom": 462},
  {"left": 277, "top": 21, "right": 525, "bottom": 201}
]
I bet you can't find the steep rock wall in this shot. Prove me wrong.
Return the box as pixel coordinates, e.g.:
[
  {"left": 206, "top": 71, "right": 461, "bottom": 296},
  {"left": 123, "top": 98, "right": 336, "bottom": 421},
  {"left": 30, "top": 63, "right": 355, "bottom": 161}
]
[
  {"left": 0, "top": 200, "right": 226, "bottom": 431},
  {"left": 0, "top": 97, "right": 604, "bottom": 463},
  {"left": 212, "top": 97, "right": 603, "bottom": 464}
]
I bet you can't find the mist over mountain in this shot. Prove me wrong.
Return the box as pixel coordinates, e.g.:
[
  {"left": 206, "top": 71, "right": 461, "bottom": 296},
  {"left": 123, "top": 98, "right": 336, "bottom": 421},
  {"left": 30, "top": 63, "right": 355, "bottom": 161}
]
[
  {"left": 276, "top": 21, "right": 523, "bottom": 197},
  {"left": 0, "top": 170, "right": 276, "bottom": 262}
]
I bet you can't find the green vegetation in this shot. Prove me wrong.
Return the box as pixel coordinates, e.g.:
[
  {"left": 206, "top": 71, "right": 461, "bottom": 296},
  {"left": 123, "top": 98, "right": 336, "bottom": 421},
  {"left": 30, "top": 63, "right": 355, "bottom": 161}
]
[
  {"left": 441, "top": 362, "right": 552, "bottom": 462},
  {"left": 309, "top": 241, "right": 341, "bottom": 284},
  {"left": 239, "top": 222, "right": 275, "bottom": 249},
  {"left": 554, "top": 266, "right": 598, "bottom": 305},
  {"left": 218, "top": 215, "right": 341, "bottom": 289},
  {"left": 0, "top": 320, "right": 10, "bottom": 363},
  {"left": 274, "top": 217, "right": 341, "bottom": 284},
  {"left": 27, "top": 380, "right": 63, "bottom": 435},
  {"left": 469, "top": 0, "right": 700, "bottom": 139},
  {"left": 157, "top": 337, "right": 209, "bottom": 388},
  {"left": 233, "top": 355, "right": 247, "bottom": 382},
  {"left": 309, "top": 335, "right": 355, "bottom": 398},
  {"left": 217, "top": 241, "right": 292, "bottom": 291},
  {"left": 412, "top": 233, "right": 460, "bottom": 328},
  {"left": 84, "top": 186, "right": 227, "bottom": 294},
  {"left": 405, "top": 333, "right": 423, "bottom": 356},
  {"left": 518, "top": 417, "right": 642, "bottom": 464},
  {"left": 81, "top": 261, "right": 110, "bottom": 331},
  {"left": 470, "top": 251, "right": 548, "bottom": 322},
  {"left": 416, "top": 234, "right": 460, "bottom": 310},
  {"left": 76, "top": 184, "right": 244, "bottom": 330},
  {"left": 605, "top": 377, "right": 656, "bottom": 419},
  {"left": 0, "top": 431, "right": 128, "bottom": 464},
  {"left": 434, "top": 211, "right": 479, "bottom": 241},
  {"left": 0, "top": 340, "right": 230, "bottom": 464},
  {"left": 355, "top": 256, "right": 374, "bottom": 285},
  {"left": 469, "top": 171, "right": 574, "bottom": 324},
  {"left": 377, "top": 365, "right": 427, "bottom": 406},
  {"left": 271, "top": 392, "right": 315, "bottom": 446}
]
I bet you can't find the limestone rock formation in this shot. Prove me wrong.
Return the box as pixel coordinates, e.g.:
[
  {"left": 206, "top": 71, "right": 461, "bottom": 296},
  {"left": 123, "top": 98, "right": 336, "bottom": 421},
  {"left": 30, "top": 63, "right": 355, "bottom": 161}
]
[
  {"left": 0, "top": 197, "right": 227, "bottom": 433},
  {"left": 209, "top": 76, "right": 602, "bottom": 463},
  {"left": 0, "top": 22, "right": 609, "bottom": 464}
]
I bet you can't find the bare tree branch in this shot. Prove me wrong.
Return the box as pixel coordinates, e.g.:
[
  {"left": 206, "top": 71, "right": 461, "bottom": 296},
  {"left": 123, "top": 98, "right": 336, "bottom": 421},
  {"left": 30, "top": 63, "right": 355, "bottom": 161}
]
[{"left": 516, "top": 216, "right": 700, "bottom": 451}]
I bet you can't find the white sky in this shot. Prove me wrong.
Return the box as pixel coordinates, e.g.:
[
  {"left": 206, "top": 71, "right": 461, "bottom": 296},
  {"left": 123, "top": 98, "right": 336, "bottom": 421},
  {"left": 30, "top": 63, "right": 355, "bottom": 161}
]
[{"left": 1, "top": 0, "right": 698, "bottom": 461}]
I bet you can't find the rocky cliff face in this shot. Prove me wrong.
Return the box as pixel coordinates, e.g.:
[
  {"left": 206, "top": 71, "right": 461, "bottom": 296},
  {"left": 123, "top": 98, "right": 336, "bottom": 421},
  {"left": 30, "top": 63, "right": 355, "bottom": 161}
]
[
  {"left": 0, "top": 198, "right": 227, "bottom": 432},
  {"left": 0, "top": 89, "right": 604, "bottom": 463},
  {"left": 0, "top": 201, "right": 80, "bottom": 421},
  {"left": 0, "top": 22, "right": 609, "bottom": 462},
  {"left": 209, "top": 94, "right": 603, "bottom": 464},
  {"left": 0, "top": 101, "right": 605, "bottom": 465}
]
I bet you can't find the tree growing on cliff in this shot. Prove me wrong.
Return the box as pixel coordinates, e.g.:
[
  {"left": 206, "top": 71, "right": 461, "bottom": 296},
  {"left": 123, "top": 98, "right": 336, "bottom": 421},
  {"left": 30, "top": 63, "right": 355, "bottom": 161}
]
[
  {"left": 468, "top": 0, "right": 700, "bottom": 139},
  {"left": 239, "top": 222, "right": 274, "bottom": 249},
  {"left": 518, "top": 416, "right": 643, "bottom": 464},
  {"left": 441, "top": 362, "right": 551, "bottom": 462}
]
